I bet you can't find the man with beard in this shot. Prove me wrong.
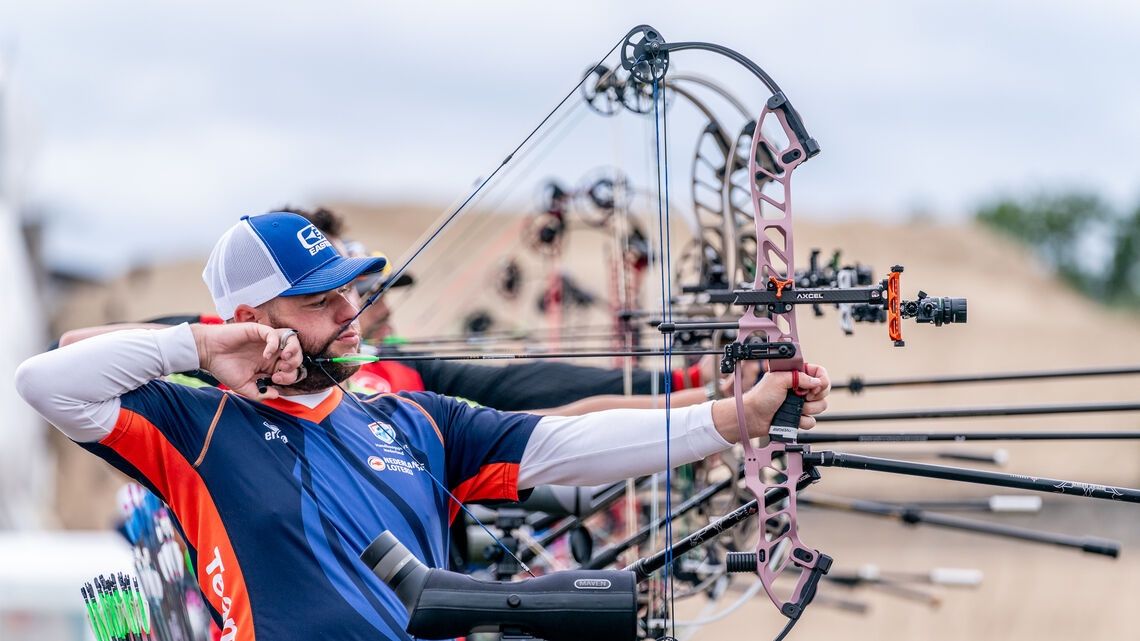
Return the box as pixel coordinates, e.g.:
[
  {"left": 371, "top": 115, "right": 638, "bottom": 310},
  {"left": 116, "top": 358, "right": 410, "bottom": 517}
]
[
  {"left": 59, "top": 206, "right": 723, "bottom": 410},
  {"left": 16, "top": 211, "right": 830, "bottom": 641}
]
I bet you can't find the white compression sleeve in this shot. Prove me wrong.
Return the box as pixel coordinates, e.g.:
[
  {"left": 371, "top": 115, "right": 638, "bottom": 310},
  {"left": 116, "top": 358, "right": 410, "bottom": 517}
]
[
  {"left": 517, "top": 402, "right": 730, "bottom": 489},
  {"left": 14, "top": 324, "right": 200, "bottom": 442}
]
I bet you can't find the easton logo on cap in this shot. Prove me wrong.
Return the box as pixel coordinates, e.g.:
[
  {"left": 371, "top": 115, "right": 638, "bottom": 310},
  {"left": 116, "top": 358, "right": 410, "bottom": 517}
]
[{"left": 296, "top": 224, "right": 331, "bottom": 255}]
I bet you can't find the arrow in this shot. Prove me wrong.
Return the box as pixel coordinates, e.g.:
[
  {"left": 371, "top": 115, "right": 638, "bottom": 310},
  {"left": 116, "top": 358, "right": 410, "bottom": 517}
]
[
  {"left": 806, "top": 451, "right": 1140, "bottom": 503},
  {"left": 818, "top": 402, "right": 1140, "bottom": 422},
  {"left": 802, "top": 494, "right": 1116, "bottom": 557},
  {"left": 800, "top": 429, "right": 1140, "bottom": 442},
  {"left": 837, "top": 365, "right": 1140, "bottom": 393}
]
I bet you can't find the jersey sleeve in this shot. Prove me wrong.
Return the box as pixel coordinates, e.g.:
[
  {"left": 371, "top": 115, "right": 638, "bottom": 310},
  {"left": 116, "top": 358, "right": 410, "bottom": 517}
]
[
  {"left": 404, "top": 392, "right": 540, "bottom": 507},
  {"left": 80, "top": 381, "right": 229, "bottom": 497}
]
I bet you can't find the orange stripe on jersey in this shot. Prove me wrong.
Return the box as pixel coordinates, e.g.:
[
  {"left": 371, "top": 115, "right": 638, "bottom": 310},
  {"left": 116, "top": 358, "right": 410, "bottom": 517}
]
[
  {"left": 262, "top": 386, "right": 343, "bottom": 424},
  {"left": 380, "top": 394, "right": 445, "bottom": 445},
  {"left": 447, "top": 461, "right": 520, "bottom": 523},
  {"left": 102, "top": 409, "right": 255, "bottom": 641}
]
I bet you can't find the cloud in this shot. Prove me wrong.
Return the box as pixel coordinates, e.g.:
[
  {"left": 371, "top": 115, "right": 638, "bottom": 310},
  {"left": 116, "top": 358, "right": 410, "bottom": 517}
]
[{"left": 1, "top": 0, "right": 1137, "bottom": 275}]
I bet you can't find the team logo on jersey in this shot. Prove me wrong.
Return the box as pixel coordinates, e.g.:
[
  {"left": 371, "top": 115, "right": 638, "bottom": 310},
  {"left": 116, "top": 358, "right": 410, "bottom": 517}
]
[
  {"left": 263, "top": 421, "right": 288, "bottom": 444},
  {"left": 369, "top": 421, "right": 397, "bottom": 445},
  {"left": 367, "top": 455, "right": 421, "bottom": 476}
]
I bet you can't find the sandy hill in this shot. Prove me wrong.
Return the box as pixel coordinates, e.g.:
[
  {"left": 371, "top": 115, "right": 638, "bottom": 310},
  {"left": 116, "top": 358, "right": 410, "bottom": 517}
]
[{"left": 47, "top": 204, "right": 1140, "bottom": 640}]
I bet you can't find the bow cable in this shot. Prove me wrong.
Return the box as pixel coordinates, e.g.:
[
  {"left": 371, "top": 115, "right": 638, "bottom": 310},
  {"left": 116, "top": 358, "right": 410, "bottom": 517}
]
[{"left": 651, "top": 70, "right": 680, "bottom": 639}]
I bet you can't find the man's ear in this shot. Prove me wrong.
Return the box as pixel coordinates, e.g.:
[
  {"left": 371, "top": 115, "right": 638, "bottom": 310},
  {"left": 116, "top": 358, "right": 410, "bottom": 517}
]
[{"left": 232, "top": 304, "right": 265, "bottom": 324}]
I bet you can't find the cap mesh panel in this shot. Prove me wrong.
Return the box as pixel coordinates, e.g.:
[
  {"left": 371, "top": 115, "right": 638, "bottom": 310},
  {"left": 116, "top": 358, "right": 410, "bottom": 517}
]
[{"left": 202, "top": 220, "right": 290, "bottom": 319}]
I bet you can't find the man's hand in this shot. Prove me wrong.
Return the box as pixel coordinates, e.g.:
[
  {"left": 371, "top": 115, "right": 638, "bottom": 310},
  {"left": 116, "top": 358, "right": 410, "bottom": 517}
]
[
  {"left": 190, "top": 323, "right": 305, "bottom": 400},
  {"left": 711, "top": 364, "right": 831, "bottom": 443}
]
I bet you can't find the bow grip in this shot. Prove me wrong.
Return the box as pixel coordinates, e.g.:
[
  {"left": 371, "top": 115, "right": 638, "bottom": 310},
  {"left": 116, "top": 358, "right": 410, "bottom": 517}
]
[{"left": 771, "top": 390, "right": 805, "bottom": 434}]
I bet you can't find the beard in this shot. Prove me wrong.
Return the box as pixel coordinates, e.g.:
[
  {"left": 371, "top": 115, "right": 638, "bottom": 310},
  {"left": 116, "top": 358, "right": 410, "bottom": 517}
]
[
  {"left": 284, "top": 357, "right": 359, "bottom": 393},
  {"left": 266, "top": 316, "right": 361, "bottom": 394}
]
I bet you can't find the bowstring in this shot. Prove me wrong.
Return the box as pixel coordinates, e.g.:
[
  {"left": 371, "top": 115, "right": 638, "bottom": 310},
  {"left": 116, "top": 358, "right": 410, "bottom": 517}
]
[
  {"left": 662, "top": 72, "right": 677, "bottom": 638},
  {"left": 651, "top": 71, "right": 677, "bottom": 640},
  {"left": 317, "top": 360, "right": 538, "bottom": 578}
]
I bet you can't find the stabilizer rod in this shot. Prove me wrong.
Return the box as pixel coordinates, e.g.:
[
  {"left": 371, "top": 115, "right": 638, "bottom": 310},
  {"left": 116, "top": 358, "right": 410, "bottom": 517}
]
[
  {"left": 807, "top": 451, "right": 1140, "bottom": 503},
  {"left": 799, "top": 430, "right": 1140, "bottom": 443},
  {"left": 819, "top": 402, "right": 1140, "bottom": 422}
]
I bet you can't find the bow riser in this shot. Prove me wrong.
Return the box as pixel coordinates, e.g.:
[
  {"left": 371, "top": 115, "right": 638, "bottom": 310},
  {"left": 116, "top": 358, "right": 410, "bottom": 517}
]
[
  {"left": 730, "top": 92, "right": 828, "bottom": 618},
  {"left": 750, "top": 99, "right": 808, "bottom": 362}
]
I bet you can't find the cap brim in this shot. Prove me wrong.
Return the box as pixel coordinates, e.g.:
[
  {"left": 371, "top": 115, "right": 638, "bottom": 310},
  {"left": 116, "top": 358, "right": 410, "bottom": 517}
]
[{"left": 282, "top": 255, "right": 388, "bottom": 297}]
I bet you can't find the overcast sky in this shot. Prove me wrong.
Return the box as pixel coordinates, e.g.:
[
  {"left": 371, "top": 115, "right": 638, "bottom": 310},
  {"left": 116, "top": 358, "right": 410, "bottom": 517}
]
[{"left": 1, "top": 1, "right": 1138, "bottom": 277}]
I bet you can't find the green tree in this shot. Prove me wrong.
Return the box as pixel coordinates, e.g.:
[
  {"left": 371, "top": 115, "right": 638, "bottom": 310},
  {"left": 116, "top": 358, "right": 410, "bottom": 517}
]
[
  {"left": 1104, "top": 204, "right": 1140, "bottom": 306},
  {"left": 976, "top": 192, "right": 1112, "bottom": 292}
]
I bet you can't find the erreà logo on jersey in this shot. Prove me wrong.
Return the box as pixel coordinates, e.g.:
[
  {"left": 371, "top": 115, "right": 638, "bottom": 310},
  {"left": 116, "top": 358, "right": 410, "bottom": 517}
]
[
  {"left": 369, "top": 421, "right": 396, "bottom": 445},
  {"left": 296, "top": 224, "right": 331, "bottom": 255},
  {"left": 263, "top": 421, "right": 288, "bottom": 445}
]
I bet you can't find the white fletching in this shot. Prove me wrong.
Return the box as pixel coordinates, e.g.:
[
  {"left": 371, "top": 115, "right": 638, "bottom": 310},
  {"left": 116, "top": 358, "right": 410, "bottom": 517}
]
[
  {"left": 930, "top": 568, "right": 984, "bottom": 586},
  {"left": 856, "top": 564, "right": 880, "bottom": 580},
  {"left": 988, "top": 495, "right": 1042, "bottom": 513}
]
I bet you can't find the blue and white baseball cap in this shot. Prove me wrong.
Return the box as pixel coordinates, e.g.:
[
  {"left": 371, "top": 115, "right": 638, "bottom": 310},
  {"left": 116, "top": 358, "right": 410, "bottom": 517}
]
[{"left": 203, "top": 212, "right": 388, "bottom": 319}]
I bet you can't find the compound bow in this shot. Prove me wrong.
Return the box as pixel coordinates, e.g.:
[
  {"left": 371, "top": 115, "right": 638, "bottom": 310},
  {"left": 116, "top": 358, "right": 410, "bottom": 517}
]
[{"left": 617, "top": 23, "right": 963, "bottom": 640}]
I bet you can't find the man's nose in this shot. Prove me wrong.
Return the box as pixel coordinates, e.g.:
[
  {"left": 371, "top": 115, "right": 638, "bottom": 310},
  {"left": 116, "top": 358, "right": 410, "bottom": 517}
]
[{"left": 334, "top": 290, "right": 361, "bottom": 323}]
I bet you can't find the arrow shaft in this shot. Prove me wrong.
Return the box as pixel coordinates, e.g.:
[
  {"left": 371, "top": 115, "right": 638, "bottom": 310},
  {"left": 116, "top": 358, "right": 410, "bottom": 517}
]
[
  {"left": 808, "top": 451, "right": 1140, "bottom": 503},
  {"left": 838, "top": 365, "right": 1140, "bottom": 391},
  {"left": 362, "top": 348, "right": 727, "bottom": 362},
  {"left": 799, "top": 430, "right": 1140, "bottom": 443},
  {"left": 802, "top": 494, "right": 1119, "bottom": 557},
  {"left": 818, "top": 403, "right": 1140, "bottom": 422}
]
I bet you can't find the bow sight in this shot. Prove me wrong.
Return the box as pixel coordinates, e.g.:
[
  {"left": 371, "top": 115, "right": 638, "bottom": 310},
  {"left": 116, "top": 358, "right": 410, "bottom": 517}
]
[
  {"left": 902, "top": 291, "right": 967, "bottom": 326},
  {"left": 685, "top": 265, "right": 966, "bottom": 350}
]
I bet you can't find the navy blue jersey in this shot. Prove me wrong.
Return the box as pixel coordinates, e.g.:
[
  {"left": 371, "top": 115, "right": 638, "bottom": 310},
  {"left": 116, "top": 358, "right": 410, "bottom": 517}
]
[{"left": 80, "top": 382, "right": 539, "bottom": 641}]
